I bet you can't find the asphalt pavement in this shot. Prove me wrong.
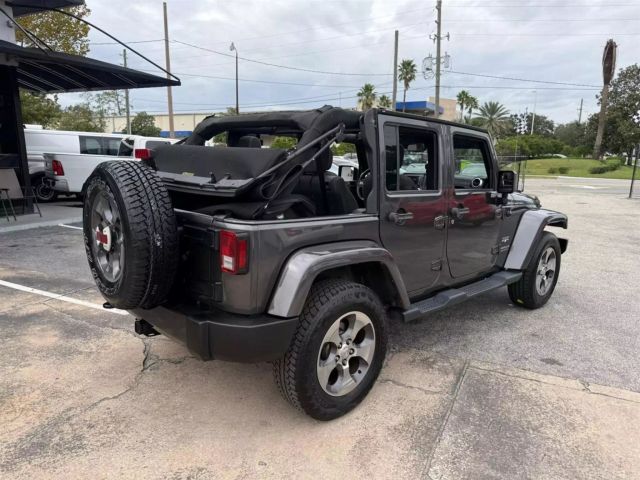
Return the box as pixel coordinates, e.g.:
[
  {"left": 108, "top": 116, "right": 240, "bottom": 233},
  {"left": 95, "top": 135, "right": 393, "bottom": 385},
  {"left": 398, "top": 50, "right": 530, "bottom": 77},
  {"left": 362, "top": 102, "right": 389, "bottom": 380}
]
[{"left": 0, "top": 179, "right": 639, "bottom": 479}]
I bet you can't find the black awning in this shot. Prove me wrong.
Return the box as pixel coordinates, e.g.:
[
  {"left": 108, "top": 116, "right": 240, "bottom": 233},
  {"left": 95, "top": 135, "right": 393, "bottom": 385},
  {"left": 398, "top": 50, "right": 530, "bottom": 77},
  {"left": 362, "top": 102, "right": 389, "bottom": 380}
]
[
  {"left": 0, "top": 40, "right": 180, "bottom": 93},
  {"left": 10, "top": 1, "right": 84, "bottom": 17}
]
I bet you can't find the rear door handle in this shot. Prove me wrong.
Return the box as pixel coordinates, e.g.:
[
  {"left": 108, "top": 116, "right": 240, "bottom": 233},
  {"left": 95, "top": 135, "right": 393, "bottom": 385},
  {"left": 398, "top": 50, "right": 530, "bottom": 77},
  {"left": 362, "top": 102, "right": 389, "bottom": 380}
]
[
  {"left": 451, "top": 207, "right": 470, "bottom": 219},
  {"left": 388, "top": 211, "right": 414, "bottom": 225}
]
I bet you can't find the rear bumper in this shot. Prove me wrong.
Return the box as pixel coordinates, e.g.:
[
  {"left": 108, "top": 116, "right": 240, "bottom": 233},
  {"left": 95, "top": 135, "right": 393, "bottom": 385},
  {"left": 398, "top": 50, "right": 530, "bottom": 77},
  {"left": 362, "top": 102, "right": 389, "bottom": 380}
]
[
  {"left": 130, "top": 305, "right": 298, "bottom": 363},
  {"left": 47, "top": 177, "right": 70, "bottom": 192}
]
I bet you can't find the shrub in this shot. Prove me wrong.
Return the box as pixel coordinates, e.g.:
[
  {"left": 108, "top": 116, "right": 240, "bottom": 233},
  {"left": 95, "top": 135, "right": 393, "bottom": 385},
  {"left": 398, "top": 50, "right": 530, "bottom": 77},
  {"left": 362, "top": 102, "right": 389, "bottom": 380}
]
[
  {"left": 547, "top": 167, "right": 558, "bottom": 174},
  {"left": 558, "top": 167, "right": 569, "bottom": 174}
]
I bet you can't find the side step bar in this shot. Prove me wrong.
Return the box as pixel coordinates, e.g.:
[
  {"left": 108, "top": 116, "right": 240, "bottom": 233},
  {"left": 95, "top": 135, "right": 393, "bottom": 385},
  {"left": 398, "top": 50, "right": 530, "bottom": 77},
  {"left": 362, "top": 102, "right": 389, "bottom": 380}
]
[{"left": 402, "top": 270, "right": 522, "bottom": 322}]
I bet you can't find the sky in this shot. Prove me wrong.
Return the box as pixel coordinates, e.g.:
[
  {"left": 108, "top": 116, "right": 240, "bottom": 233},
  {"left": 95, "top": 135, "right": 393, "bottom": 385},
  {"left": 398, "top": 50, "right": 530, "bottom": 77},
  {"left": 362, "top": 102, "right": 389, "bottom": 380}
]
[{"left": 58, "top": 0, "right": 640, "bottom": 124}]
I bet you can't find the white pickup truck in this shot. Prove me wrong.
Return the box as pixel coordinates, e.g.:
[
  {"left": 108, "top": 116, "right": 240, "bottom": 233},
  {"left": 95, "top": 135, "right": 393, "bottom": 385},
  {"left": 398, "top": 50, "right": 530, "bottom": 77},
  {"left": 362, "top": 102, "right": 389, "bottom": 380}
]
[{"left": 45, "top": 135, "right": 177, "bottom": 196}]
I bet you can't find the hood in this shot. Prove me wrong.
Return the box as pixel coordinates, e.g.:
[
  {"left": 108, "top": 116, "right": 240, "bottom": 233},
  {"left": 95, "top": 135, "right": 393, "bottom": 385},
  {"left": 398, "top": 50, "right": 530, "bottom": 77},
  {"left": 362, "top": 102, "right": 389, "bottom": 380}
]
[{"left": 507, "top": 192, "right": 541, "bottom": 208}]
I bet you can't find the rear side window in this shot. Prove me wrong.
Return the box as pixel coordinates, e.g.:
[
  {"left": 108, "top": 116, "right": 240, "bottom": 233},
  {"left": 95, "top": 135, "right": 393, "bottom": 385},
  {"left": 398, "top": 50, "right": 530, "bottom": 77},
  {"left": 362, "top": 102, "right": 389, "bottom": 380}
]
[
  {"left": 453, "top": 135, "right": 492, "bottom": 190},
  {"left": 384, "top": 125, "right": 438, "bottom": 192},
  {"left": 103, "top": 137, "right": 122, "bottom": 156},
  {"left": 80, "top": 136, "right": 123, "bottom": 156}
]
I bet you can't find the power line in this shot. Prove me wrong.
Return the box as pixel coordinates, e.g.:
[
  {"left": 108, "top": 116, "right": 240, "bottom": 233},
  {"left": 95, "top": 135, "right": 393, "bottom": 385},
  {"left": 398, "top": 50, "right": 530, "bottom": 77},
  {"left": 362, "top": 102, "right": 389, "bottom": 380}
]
[
  {"left": 172, "top": 40, "right": 392, "bottom": 76},
  {"left": 137, "top": 70, "right": 367, "bottom": 88},
  {"left": 91, "top": 38, "right": 164, "bottom": 46},
  {"left": 448, "top": 70, "right": 600, "bottom": 87}
]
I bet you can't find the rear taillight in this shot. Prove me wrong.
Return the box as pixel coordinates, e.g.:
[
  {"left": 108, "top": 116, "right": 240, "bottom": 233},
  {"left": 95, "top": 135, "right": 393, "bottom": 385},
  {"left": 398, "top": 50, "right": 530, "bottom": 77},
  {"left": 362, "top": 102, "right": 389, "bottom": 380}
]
[
  {"left": 52, "top": 159, "right": 64, "bottom": 176},
  {"left": 220, "top": 230, "right": 248, "bottom": 274},
  {"left": 134, "top": 148, "right": 152, "bottom": 160}
]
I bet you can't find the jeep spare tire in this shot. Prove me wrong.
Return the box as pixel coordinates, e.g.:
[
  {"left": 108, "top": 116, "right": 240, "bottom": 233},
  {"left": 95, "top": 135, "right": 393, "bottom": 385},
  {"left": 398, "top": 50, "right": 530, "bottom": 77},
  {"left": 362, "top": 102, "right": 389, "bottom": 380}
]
[{"left": 83, "top": 161, "right": 178, "bottom": 310}]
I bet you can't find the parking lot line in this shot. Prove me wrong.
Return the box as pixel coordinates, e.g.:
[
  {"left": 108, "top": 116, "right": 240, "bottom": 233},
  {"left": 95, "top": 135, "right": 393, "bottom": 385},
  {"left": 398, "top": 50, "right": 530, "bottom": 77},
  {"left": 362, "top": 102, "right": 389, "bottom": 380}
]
[
  {"left": 58, "top": 224, "right": 83, "bottom": 230},
  {"left": 0, "top": 279, "right": 129, "bottom": 316}
]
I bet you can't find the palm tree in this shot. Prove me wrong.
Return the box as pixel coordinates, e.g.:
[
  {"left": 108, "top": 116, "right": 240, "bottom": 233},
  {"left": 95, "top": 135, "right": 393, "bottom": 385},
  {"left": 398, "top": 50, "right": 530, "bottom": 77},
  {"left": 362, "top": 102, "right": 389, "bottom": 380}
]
[
  {"left": 357, "top": 83, "right": 377, "bottom": 110},
  {"left": 475, "top": 101, "right": 510, "bottom": 138},
  {"left": 466, "top": 96, "right": 479, "bottom": 117},
  {"left": 378, "top": 94, "right": 392, "bottom": 109},
  {"left": 398, "top": 59, "right": 417, "bottom": 112},
  {"left": 456, "top": 90, "right": 479, "bottom": 123}
]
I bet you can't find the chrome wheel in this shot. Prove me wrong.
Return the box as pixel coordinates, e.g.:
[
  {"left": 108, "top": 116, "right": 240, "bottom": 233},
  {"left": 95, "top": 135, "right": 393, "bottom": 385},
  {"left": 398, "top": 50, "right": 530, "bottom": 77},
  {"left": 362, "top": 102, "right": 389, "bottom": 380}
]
[
  {"left": 536, "top": 246, "right": 556, "bottom": 296},
  {"left": 317, "top": 311, "right": 376, "bottom": 397},
  {"left": 90, "top": 191, "right": 124, "bottom": 283}
]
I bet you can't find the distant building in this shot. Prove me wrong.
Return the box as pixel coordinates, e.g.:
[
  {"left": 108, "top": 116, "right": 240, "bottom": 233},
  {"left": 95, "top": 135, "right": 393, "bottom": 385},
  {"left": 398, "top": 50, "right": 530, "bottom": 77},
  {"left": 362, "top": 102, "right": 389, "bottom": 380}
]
[
  {"left": 105, "top": 112, "right": 211, "bottom": 138},
  {"left": 107, "top": 99, "right": 459, "bottom": 138}
]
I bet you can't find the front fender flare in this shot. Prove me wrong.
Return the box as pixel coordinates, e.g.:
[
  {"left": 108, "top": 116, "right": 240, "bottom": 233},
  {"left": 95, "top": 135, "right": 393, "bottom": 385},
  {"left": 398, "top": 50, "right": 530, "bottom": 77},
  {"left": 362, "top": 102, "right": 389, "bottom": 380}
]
[
  {"left": 268, "top": 240, "right": 410, "bottom": 318},
  {"left": 504, "top": 209, "right": 568, "bottom": 270}
]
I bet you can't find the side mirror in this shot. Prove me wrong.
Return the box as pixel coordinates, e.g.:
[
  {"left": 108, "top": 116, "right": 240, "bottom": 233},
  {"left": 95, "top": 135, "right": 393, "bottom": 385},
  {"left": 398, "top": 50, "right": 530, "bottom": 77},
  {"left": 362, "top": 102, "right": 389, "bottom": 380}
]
[
  {"left": 497, "top": 170, "right": 517, "bottom": 194},
  {"left": 339, "top": 165, "right": 356, "bottom": 182}
]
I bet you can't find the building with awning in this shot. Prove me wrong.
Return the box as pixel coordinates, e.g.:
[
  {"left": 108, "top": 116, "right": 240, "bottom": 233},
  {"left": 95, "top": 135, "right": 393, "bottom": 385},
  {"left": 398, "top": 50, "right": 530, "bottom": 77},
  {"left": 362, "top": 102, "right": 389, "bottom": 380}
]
[{"left": 0, "top": 0, "right": 180, "bottom": 212}]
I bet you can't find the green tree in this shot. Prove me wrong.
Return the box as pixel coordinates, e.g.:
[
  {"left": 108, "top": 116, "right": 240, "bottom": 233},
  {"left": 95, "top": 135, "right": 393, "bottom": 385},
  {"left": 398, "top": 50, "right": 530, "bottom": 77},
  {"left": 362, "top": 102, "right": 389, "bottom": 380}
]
[
  {"left": 331, "top": 143, "right": 357, "bottom": 156},
  {"left": 57, "top": 103, "right": 105, "bottom": 132},
  {"left": 378, "top": 94, "right": 392, "bottom": 109},
  {"left": 398, "top": 59, "right": 417, "bottom": 112},
  {"left": 16, "top": 5, "right": 91, "bottom": 56},
  {"left": 357, "top": 83, "right": 377, "bottom": 110},
  {"left": 511, "top": 113, "right": 554, "bottom": 136},
  {"left": 589, "top": 64, "right": 640, "bottom": 160},
  {"left": 271, "top": 136, "right": 297, "bottom": 149},
  {"left": 475, "top": 101, "right": 511, "bottom": 139},
  {"left": 555, "top": 121, "right": 587, "bottom": 148},
  {"left": 127, "top": 112, "right": 161, "bottom": 137},
  {"left": 496, "top": 135, "right": 565, "bottom": 158},
  {"left": 456, "top": 90, "right": 478, "bottom": 122},
  {"left": 19, "top": 91, "right": 61, "bottom": 128},
  {"left": 87, "top": 91, "right": 126, "bottom": 118}
]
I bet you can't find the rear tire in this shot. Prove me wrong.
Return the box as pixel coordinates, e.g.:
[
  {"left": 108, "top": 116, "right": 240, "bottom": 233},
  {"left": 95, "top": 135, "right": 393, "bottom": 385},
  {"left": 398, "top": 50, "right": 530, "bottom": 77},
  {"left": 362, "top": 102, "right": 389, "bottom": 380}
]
[
  {"left": 509, "top": 231, "right": 561, "bottom": 309},
  {"left": 83, "top": 161, "right": 178, "bottom": 310},
  {"left": 273, "top": 279, "right": 388, "bottom": 420}
]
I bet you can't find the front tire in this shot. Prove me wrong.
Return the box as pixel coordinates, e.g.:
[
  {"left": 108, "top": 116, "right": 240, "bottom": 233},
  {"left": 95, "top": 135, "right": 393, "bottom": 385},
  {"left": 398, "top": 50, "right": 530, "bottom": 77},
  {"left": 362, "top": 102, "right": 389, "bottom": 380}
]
[
  {"left": 273, "top": 280, "right": 388, "bottom": 420},
  {"left": 509, "top": 231, "right": 561, "bottom": 309}
]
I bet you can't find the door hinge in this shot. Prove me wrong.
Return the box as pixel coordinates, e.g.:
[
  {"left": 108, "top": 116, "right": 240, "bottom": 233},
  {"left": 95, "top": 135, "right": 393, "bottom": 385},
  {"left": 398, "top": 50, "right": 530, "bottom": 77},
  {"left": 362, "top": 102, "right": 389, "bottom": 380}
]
[
  {"left": 434, "top": 215, "right": 448, "bottom": 230},
  {"left": 431, "top": 259, "right": 443, "bottom": 271}
]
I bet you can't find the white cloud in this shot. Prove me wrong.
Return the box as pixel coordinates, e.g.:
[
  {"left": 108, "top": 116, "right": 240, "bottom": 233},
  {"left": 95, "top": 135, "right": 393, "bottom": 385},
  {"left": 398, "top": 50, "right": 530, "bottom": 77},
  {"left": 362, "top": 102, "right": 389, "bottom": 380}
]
[{"left": 58, "top": 0, "right": 640, "bottom": 124}]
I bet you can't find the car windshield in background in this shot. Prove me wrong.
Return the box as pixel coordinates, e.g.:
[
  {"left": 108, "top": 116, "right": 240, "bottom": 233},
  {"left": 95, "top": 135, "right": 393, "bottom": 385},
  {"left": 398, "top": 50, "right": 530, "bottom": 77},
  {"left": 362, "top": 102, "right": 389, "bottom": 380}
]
[{"left": 460, "top": 164, "right": 487, "bottom": 177}]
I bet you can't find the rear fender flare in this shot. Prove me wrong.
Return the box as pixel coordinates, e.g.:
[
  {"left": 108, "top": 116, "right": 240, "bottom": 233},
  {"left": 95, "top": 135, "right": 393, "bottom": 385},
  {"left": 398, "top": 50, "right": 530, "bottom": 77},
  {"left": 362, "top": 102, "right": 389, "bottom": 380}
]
[
  {"left": 504, "top": 209, "right": 568, "bottom": 270},
  {"left": 268, "top": 240, "right": 410, "bottom": 318}
]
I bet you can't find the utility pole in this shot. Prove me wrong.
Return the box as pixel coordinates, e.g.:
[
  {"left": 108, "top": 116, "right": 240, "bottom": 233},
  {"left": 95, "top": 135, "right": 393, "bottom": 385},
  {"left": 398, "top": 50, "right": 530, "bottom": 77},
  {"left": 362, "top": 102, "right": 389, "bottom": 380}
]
[
  {"left": 530, "top": 90, "right": 537, "bottom": 135},
  {"left": 578, "top": 98, "right": 583, "bottom": 123},
  {"left": 392, "top": 30, "right": 399, "bottom": 110},
  {"left": 230, "top": 42, "right": 239, "bottom": 113},
  {"left": 123, "top": 49, "right": 131, "bottom": 135},
  {"left": 434, "top": 0, "right": 442, "bottom": 118},
  {"left": 163, "top": 1, "right": 175, "bottom": 138}
]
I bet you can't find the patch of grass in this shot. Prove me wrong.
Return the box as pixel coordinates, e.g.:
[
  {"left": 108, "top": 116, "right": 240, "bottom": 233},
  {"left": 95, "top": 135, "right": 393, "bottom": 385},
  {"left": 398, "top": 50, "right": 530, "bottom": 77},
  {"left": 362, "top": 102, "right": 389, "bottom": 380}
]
[{"left": 506, "top": 158, "right": 636, "bottom": 180}]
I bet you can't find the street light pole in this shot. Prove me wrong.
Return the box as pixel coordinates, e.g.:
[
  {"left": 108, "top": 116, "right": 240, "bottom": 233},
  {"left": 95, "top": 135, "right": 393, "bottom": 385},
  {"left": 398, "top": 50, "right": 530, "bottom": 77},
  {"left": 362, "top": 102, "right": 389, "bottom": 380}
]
[
  {"left": 230, "top": 42, "right": 239, "bottom": 113},
  {"left": 434, "top": 0, "right": 442, "bottom": 118}
]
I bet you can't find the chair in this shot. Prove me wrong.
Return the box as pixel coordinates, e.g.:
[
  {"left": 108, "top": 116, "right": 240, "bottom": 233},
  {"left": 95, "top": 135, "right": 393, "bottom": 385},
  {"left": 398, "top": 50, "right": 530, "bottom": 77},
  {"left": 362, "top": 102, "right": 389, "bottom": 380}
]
[{"left": 0, "top": 168, "right": 41, "bottom": 221}]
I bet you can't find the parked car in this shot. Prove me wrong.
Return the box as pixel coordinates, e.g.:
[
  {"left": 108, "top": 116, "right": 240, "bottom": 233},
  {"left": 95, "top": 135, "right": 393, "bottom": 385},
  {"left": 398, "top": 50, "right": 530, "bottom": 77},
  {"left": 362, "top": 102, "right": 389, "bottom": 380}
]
[
  {"left": 44, "top": 135, "right": 176, "bottom": 197},
  {"left": 81, "top": 106, "right": 568, "bottom": 420},
  {"left": 25, "top": 128, "right": 126, "bottom": 201}
]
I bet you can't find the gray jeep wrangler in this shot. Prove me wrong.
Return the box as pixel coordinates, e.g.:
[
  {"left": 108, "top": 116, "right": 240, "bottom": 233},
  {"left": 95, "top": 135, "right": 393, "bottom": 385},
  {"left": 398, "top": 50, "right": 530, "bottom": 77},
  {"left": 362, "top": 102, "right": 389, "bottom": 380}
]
[{"left": 83, "top": 106, "right": 568, "bottom": 420}]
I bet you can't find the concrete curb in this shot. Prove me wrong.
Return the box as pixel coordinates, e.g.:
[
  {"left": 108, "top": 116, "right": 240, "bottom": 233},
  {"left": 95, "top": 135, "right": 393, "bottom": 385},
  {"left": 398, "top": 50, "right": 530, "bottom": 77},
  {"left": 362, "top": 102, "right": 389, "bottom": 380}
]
[{"left": 0, "top": 217, "right": 82, "bottom": 233}]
